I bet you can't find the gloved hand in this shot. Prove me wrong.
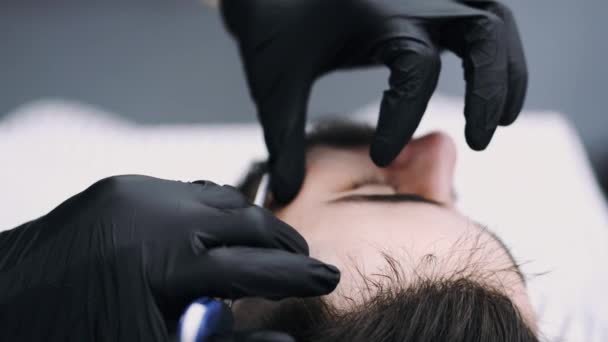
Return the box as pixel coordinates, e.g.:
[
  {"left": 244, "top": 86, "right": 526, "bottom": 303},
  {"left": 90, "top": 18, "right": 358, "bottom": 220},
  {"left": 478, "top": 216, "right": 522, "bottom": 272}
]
[
  {"left": 0, "top": 175, "right": 339, "bottom": 341},
  {"left": 221, "top": 0, "right": 527, "bottom": 203}
]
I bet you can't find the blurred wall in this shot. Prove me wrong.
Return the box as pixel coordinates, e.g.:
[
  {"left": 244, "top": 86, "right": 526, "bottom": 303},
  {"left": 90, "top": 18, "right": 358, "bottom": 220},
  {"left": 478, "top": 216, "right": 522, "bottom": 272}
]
[{"left": 1, "top": 0, "right": 607, "bottom": 192}]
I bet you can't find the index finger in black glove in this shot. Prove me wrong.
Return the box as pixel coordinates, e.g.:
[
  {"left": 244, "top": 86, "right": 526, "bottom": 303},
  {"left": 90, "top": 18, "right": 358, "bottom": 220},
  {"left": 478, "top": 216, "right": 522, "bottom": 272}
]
[
  {"left": 161, "top": 246, "right": 339, "bottom": 319},
  {"left": 461, "top": 13, "right": 508, "bottom": 151},
  {"left": 472, "top": 1, "right": 528, "bottom": 126},
  {"left": 257, "top": 77, "right": 309, "bottom": 206},
  {"left": 369, "top": 23, "right": 441, "bottom": 167},
  {"left": 440, "top": 1, "right": 526, "bottom": 150},
  {"left": 221, "top": 0, "right": 336, "bottom": 204},
  {"left": 109, "top": 177, "right": 308, "bottom": 254},
  {"left": 189, "top": 181, "right": 308, "bottom": 254}
]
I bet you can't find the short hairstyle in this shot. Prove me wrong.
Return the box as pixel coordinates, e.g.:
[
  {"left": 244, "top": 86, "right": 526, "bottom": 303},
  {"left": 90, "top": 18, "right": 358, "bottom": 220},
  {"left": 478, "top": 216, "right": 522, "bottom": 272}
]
[
  {"left": 234, "top": 252, "right": 538, "bottom": 341},
  {"left": 234, "top": 119, "right": 539, "bottom": 341}
]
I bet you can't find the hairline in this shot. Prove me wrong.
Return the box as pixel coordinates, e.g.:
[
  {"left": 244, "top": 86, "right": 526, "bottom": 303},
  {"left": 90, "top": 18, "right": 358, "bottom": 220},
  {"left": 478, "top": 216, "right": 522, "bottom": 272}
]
[{"left": 324, "top": 194, "right": 526, "bottom": 286}]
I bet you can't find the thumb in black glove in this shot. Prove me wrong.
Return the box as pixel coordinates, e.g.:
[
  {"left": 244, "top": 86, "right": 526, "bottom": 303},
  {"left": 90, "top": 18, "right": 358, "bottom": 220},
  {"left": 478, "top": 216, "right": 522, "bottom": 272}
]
[{"left": 0, "top": 175, "right": 339, "bottom": 341}]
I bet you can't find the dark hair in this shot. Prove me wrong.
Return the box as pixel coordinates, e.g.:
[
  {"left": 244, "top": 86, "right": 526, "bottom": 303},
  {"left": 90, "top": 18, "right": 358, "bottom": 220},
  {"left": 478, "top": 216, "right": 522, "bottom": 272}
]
[{"left": 234, "top": 255, "right": 539, "bottom": 342}]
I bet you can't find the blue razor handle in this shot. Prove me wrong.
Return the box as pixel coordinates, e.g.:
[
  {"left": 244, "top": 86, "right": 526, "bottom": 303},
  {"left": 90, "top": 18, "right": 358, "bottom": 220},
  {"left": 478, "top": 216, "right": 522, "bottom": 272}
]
[{"left": 178, "top": 297, "right": 233, "bottom": 342}]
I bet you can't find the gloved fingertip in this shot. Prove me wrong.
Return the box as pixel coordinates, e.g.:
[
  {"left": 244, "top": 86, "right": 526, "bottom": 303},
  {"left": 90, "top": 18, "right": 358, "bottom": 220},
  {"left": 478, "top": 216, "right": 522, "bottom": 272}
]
[
  {"left": 314, "top": 262, "right": 341, "bottom": 293},
  {"left": 498, "top": 90, "right": 525, "bottom": 126},
  {"left": 325, "top": 263, "right": 340, "bottom": 275},
  {"left": 269, "top": 165, "right": 304, "bottom": 205},
  {"left": 498, "top": 87, "right": 526, "bottom": 127},
  {"left": 270, "top": 180, "right": 298, "bottom": 206},
  {"left": 464, "top": 124, "right": 496, "bottom": 151},
  {"left": 498, "top": 112, "right": 518, "bottom": 127},
  {"left": 370, "top": 137, "right": 401, "bottom": 167}
]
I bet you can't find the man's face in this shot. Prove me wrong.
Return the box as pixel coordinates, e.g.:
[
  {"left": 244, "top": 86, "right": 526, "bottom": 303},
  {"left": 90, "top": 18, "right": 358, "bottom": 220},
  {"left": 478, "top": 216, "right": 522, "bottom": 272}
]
[{"left": 273, "top": 130, "right": 536, "bottom": 327}]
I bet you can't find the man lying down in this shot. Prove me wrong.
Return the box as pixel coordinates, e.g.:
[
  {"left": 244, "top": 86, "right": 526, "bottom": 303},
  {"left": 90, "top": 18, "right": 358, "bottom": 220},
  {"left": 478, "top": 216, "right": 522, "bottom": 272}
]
[{"left": 234, "top": 119, "right": 539, "bottom": 341}]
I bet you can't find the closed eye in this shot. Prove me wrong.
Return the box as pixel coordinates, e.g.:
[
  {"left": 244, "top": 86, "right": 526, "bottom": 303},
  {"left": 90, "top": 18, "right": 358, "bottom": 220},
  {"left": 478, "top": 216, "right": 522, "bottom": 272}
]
[{"left": 351, "top": 177, "right": 458, "bottom": 203}]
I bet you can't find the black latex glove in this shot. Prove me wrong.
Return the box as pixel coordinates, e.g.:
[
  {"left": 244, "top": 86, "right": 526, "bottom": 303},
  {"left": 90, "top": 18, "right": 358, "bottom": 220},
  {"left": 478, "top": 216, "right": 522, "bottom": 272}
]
[
  {"left": 0, "top": 175, "right": 339, "bottom": 341},
  {"left": 221, "top": 0, "right": 528, "bottom": 203}
]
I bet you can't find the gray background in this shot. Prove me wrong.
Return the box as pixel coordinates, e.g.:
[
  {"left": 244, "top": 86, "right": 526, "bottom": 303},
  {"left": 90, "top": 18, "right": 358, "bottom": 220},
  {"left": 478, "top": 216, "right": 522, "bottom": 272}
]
[{"left": 1, "top": 0, "right": 607, "bottom": 195}]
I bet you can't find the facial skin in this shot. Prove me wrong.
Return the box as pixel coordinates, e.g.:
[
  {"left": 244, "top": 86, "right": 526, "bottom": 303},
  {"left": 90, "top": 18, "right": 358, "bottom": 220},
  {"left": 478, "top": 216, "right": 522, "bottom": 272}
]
[{"left": 273, "top": 131, "right": 537, "bottom": 329}]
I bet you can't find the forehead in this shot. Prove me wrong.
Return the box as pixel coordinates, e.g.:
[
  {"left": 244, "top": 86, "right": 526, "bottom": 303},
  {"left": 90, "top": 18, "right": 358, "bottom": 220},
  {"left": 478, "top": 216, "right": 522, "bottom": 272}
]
[
  {"left": 278, "top": 200, "right": 521, "bottom": 301},
  {"left": 290, "top": 201, "right": 481, "bottom": 257}
]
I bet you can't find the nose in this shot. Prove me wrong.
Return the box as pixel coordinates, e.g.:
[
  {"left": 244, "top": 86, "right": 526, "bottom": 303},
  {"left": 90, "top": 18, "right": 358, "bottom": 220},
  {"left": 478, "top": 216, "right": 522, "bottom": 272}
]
[{"left": 385, "top": 132, "right": 457, "bottom": 205}]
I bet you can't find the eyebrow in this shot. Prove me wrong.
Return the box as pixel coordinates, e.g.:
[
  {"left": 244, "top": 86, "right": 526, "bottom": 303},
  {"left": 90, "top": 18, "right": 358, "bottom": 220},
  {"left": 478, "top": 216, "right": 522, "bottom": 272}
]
[
  {"left": 329, "top": 193, "right": 526, "bottom": 285},
  {"left": 329, "top": 193, "right": 443, "bottom": 206}
]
